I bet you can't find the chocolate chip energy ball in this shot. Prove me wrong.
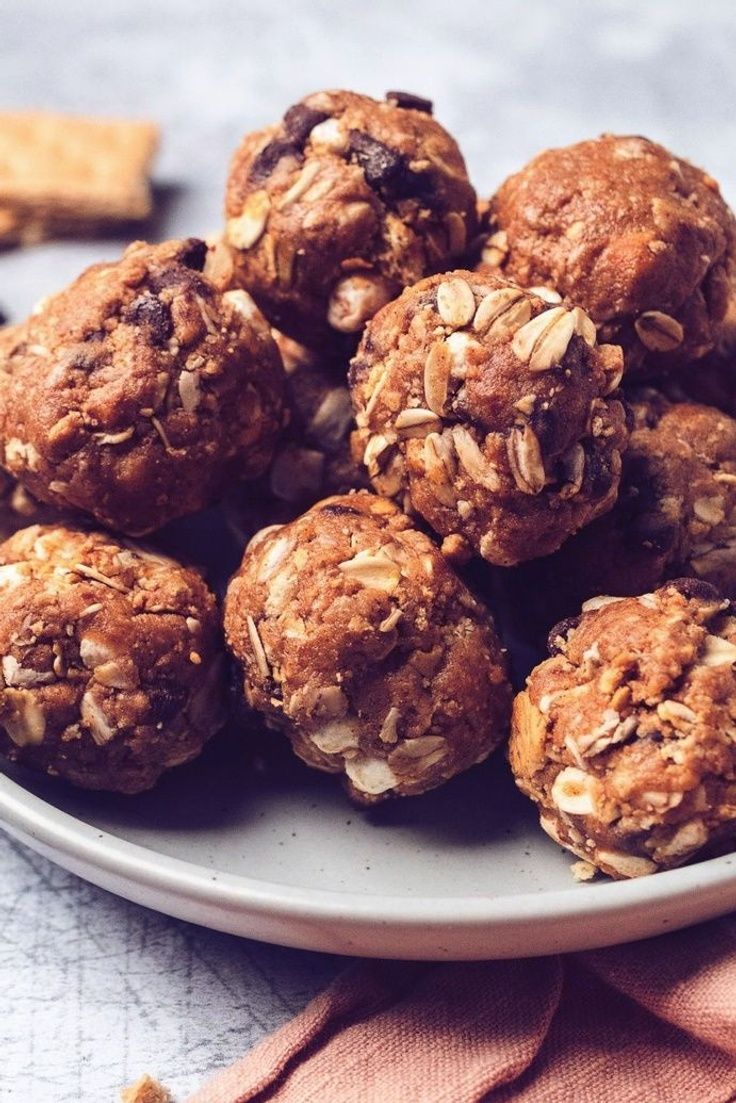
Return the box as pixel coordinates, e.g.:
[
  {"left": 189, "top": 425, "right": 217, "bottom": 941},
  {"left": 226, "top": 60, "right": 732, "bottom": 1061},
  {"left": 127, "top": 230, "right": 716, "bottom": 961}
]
[
  {"left": 484, "top": 135, "right": 736, "bottom": 376},
  {"left": 350, "top": 270, "right": 627, "bottom": 566},
  {"left": 0, "top": 525, "right": 227, "bottom": 793},
  {"left": 0, "top": 239, "right": 284, "bottom": 535},
  {"left": 224, "top": 330, "right": 366, "bottom": 541},
  {"left": 266, "top": 329, "right": 365, "bottom": 505},
  {"left": 224, "top": 492, "right": 510, "bottom": 804},
  {"left": 511, "top": 580, "right": 736, "bottom": 879},
  {"left": 224, "top": 90, "right": 477, "bottom": 349},
  {"left": 514, "top": 391, "right": 736, "bottom": 627}
]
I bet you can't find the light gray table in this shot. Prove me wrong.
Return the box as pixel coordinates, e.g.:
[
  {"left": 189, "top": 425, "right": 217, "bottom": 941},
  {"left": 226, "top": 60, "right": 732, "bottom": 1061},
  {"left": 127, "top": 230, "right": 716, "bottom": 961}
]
[{"left": 1, "top": 1, "right": 736, "bottom": 1098}]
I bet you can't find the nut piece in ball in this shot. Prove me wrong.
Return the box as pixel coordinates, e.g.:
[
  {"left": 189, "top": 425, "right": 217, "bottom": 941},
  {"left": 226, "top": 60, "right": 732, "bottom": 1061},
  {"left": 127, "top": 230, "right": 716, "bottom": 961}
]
[
  {"left": 0, "top": 239, "right": 284, "bottom": 535},
  {"left": 483, "top": 135, "right": 736, "bottom": 376},
  {"left": 0, "top": 525, "right": 227, "bottom": 793},
  {"left": 349, "top": 270, "right": 628, "bottom": 566},
  {"left": 510, "top": 580, "right": 736, "bottom": 878},
  {"left": 224, "top": 492, "right": 511, "bottom": 803},
  {"left": 225, "top": 90, "right": 477, "bottom": 348}
]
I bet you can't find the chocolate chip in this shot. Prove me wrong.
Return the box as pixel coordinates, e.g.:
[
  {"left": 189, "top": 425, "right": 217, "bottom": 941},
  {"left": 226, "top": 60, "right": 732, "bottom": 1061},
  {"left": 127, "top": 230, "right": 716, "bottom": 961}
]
[
  {"left": 0, "top": 306, "right": 7, "bottom": 326},
  {"left": 283, "top": 103, "right": 330, "bottom": 145},
  {"left": 664, "top": 577, "right": 721, "bottom": 602},
  {"left": 318, "top": 503, "right": 362, "bottom": 518},
  {"left": 178, "top": 239, "right": 207, "bottom": 271},
  {"left": 347, "top": 129, "right": 440, "bottom": 206},
  {"left": 529, "top": 406, "right": 561, "bottom": 452},
  {"left": 147, "top": 684, "right": 187, "bottom": 724},
  {"left": 392, "top": 165, "right": 438, "bottom": 205},
  {"left": 584, "top": 448, "right": 615, "bottom": 496},
  {"left": 249, "top": 139, "right": 302, "bottom": 185},
  {"left": 348, "top": 130, "right": 405, "bottom": 191},
  {"left": 386, "top": 90, "right": 433, "bottom": 115},
  {"left": 123, "top": 295, "right": 172, "bottom": 345},
  {"left": 547, "top": 615, "right": 581, "bottom": 655}
]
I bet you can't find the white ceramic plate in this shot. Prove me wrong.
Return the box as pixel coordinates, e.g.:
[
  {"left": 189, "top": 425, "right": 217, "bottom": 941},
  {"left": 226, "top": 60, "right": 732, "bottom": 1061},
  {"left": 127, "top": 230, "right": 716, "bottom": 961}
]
[{"left": 2, "top": 729, "right": 736, "bottom": 960}]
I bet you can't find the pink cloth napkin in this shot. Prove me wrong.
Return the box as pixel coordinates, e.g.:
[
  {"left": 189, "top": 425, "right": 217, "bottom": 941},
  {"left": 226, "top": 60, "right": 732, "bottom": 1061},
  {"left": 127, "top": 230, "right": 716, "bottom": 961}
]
[{"left": 135, "top": 917, "right": 736, "bottom": 1103}]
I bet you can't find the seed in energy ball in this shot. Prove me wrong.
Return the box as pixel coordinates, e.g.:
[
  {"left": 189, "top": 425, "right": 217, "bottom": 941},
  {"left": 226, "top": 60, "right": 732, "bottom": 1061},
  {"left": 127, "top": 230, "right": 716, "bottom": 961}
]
[
  {"left": 349, "top": 270, "right": 628, "bottom": 566},
  {"left": 223, "top": 329, "right": 368, "bottom": 542},
  {"left": 510, "top": 579, "right": 736, "bottom": 879},
  {"left": 223, "top": 492, "right": 511, "bottom": 804},
  {"left": 0, "top": 239, "right": 284, "bottom": 536},
  {"left": 512, "top": 389, "right": 736, "bottom": 630},
  {"left": 0, "top": 525, "right": 227, "bottom": 793},
  {"left": 482, "top": 135, "right": 736, "bottom": 376},
  {"left": 224, "top": 90, "right": 477, "bottom": 349}
]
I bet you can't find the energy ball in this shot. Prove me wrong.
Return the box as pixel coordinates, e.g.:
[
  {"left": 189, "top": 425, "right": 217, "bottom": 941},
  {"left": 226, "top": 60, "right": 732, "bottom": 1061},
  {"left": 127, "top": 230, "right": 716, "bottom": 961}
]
[
  {"left": 483, "top": 135, "right": 736, "bottom": 376},
  {"left": 0, "top": 239, "right": 284, "bottom": 535},
  {"left": 349, "top": 270, "right": 628, "bottom": 566},
  {"left": 266, "top": 329, "right": 366, "bottom": 505},
  {"left": 510, "top": 579, "right": 736, "bottom": 879},
  {"left": 224, "top": 329, "right": 366, "bottom": 541},
  {"left": 663, "top": 350, "right": 736, "bottom": 418},
  {"left": 224, "top": 90, "right": 477, "bottom": 349},
  {"left": 0, "top": 525, "right": 227, "bottom": 793},
  {"left": 513, "top": 390, "right": 736, "bottom": 628},
  {"left": 223, "top": 491, "right": 511, "bottom": 804}
]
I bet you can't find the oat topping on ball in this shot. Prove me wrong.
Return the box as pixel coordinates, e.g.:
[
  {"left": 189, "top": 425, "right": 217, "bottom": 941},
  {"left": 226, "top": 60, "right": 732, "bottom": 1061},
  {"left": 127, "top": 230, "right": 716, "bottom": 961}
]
[
  {"left": 514, "top": 390, "right": 736, "bottom": 627},
  {"left": 224, "top": 491, "right": 511, "bottom": 803},
  {"left": 483, "top": 135, "right": 736, "bottom": 375},
  {"left": 224, "top": 90, "right": 477, "bottom": 348},
  {"left": 0, "top": 239, "right": 284, "bottom": 535},
  {"left": 223, "top": 329, "right": 367, "bottom": 542},
  {"left": 510, "top": 579, "right": 736, "bottom": 878},
  {"left": 0, "top": 525, "right": 227, "bottom": 793},
  {"left": 349, "top": 270, "right": 627, "bottom": 566}
]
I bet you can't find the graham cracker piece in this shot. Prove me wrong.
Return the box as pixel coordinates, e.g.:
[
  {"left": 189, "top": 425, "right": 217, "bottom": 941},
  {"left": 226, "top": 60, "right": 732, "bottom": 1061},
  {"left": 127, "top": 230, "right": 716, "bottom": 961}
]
[
  {"left": 120, "top": 1075, "right": 173, "bottom": 1103},
  {"left": 0, "top": 111, "right": 159, "bottom": 243}
]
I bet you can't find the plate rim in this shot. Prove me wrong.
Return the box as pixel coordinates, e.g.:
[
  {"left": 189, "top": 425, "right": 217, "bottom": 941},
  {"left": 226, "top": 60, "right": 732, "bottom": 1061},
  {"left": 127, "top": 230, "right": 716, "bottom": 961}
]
[{"left": 2, "top": 769, "right": 736, "bottom": 930}]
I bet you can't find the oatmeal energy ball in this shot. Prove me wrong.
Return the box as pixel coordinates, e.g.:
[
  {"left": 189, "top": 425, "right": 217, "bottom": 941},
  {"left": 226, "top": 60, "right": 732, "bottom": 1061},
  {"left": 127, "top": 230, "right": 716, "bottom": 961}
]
[
  {"left": 224, "top": 492, "right": 511, "bottom": 803},
  {"left": 263, "top": 328, "right": 365, "bottom": 506},
  {"left": 0, "top": 238, "right": 284, "bottom": 535},
  {"left": 225, "top": 90, "right": 477, "bottom": 348},
  {"left": 224, "top": 329, "right": 366, "bottom": 541},
  {"left": 515, "top": 391, "right": 736, "bottom": 625},
  {"left": 510, "top": 579, "right": 736, "bottom": 878},
  {"left": 0, "top": 525, "right": 227, "bottom": 793},
  {"left": 484, "top": 135, "right": 736, "bottom": 375},
  {"left": 350, "top": 270, "right": 628, "bottom": 566}
]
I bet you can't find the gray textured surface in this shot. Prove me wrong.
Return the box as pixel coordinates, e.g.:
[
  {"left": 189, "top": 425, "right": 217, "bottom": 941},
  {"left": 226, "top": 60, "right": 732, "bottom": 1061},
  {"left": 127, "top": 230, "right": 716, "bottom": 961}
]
[{"left": 1, "top": 0, "right": 736, "bottom": 1099}]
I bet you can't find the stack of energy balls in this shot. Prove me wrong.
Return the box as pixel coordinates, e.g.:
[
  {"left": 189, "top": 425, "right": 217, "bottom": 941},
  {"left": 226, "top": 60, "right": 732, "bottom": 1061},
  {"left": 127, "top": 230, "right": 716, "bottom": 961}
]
[{"left": 2, "top": 91, "right": 736, "bottom": 882}]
